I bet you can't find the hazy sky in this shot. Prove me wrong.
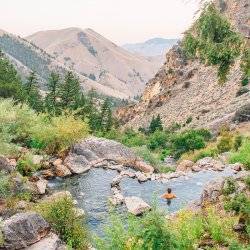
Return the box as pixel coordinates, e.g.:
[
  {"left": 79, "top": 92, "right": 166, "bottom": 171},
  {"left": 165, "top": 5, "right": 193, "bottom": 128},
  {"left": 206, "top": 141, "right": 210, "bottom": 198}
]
[{"left": 0, "top": 0, "right": 200, "bottom": 44}]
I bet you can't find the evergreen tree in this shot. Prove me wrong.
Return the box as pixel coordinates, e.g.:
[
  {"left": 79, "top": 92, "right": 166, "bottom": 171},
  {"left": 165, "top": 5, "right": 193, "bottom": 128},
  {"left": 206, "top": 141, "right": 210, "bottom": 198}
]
[
  {"left": 45, "top": 72, "right": 61, "bottom": 114},
  {"left": 99, "top": 98, "right": 113, "bottom": 132},
  {"left": 149, "top": 114, "right": 163, "bottom": 133},
  {"left": 24, "top": 71, "right": 43, "bottom": 112},
  {"left": 59, "top": 71, "right": 81, "bottom": 109},
  {"left": 0, "top": 50, "right": 25, "bottom": 101}
]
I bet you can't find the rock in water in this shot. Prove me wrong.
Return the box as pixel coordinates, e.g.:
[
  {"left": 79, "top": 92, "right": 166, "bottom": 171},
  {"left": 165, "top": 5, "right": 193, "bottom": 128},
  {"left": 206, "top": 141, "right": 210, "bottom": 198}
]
[
  {"left": 64, "top": 154, "right": 91, "bottom": 174},
  {"left": 125, "top": 196, "right": 151, "bottom": 215},
  {"left": 1, "top": 212, "right": 50, "bottom": 249}
]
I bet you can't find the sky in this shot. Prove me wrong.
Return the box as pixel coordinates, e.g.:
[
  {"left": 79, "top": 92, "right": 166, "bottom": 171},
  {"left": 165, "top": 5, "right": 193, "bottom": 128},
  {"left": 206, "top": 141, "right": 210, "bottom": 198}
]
[{"left": 0, "top": 0, "right": 200, "bottom": 45}]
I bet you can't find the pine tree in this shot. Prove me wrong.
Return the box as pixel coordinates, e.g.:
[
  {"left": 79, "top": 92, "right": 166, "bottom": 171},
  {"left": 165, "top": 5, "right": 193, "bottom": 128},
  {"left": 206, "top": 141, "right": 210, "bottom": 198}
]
[
  {"left": 0, "top": 50, "right": 25, "bottom": 101},
  {"left": 149, "top": 114, "right": 163, "bottom": 133},
  {"left": 59, "top": 71, "right": 81, "bottom": 109},
  {"left": 99, "top": 98, "right": 113, "bottom": 132},
  {"left": 24, "top": 71, "right": 43, "bottom": 112},
  {"left": 45, "top": 72, "right": 61, "bottom": 114}
]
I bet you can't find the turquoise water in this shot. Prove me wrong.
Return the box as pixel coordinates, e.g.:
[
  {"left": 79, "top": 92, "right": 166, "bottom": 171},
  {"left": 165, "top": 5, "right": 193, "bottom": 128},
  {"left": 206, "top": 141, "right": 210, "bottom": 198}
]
[{"left": 49, "top": 167, "right": 234, "bottom": 234}]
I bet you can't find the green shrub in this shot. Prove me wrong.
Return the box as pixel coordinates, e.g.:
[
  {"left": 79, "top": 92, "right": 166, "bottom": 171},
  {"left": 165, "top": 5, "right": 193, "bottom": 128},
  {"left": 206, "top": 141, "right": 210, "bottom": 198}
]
[
  {"left": 245, "top": 175, "right": 250, "bottom": 190},
  {"left": 29, "top": 114, "right": 89, "bottom": 154},
  {"left": 230, "top": 140, "right": 250, "bottom": 169},
  {"left": 17, "top": 153, "right": 41, "bottom": 176},
  {"left": 217, "top": 132, "right": 233, "bottom": 153},
  {"left": 147, "top": 130, "right": 169, "bottom": 150},
  {"left": 0, "top": 171, "right": 12, "bottom": 199},
  {"left": 94, "top": 208, "right": 178, "bottom": 250},
  {"left": 34, "top": 196, "right": 89, "bottom": 249},
  {"left": 241, "top": 78, "right": 249, "bottom": 86},
  {"left": 182, "top": 4, "right": 242, "bottom": 83},
  {"left": 181, "top": 141, "right": 218, "bottom": 162},
  {"left": 119, "top": 128, "right": 147, "bottom": 147},
  {"left": 234, "top": 135, "right": 243, "bottom": 151},
  {"left": 171, "top": 130, "right": 206, "bottom": 158},
  {"left": 170, "top": 210, "right": 204, "bottom": 249},
  {"left": 206, "top": 208, "right": 237, "bottom": 244},
  {"left": 223, "top": 178, "right": 237, "bottom": 195}
]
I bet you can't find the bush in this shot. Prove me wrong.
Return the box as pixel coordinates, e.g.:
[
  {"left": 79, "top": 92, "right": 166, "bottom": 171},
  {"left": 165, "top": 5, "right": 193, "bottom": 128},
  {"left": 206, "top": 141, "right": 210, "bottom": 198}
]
[
  {"left": 206, "top": 208, "right": 237, "bottom": 244},
  {"left": 29, "top": 114, "right": 89, "bottom": 154},
  {"left": 217, "top": 132, "right": 233, "bottom": 153},
  {"left": 147, "top": 130, "right": 169, "bottom": 150},
  {"left": 0, "top": 171, "right": 12, "bottom": 199},
  {"left": 182, "top": 4, "right": 242, "bottom": 83},
  {"left": 170, "top": 210, "right": 204, "bottom": 249},
  {"left": 119, "top": 129, "right": 147, "bottom": 147},
  {"left": 17, "top": 153, "right": 41, "bottom": 176},
  {"left": 229, "top": 140, "right": 250, "bottom": 169},
  {"left": 245, "top": 175, "right": 250, "bottom": 190},
  {"left": 171, "top": 130, "right": 206, "bottom": 158},
  {"left": 94, "top": 208, "right": 178, "bottom": 250},
  {"left": 181, "top": 144, "right": 218, "bottom": 162},
  {"left": 34, "top": 196, "right": 89, "bottom": 249},
  {"left": 223, "top": 178, "right": 237, "bottom": 195}
]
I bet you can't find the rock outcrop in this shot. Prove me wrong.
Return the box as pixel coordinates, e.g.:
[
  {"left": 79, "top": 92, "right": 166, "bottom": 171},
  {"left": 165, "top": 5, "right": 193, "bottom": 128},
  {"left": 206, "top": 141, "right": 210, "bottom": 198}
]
[
  {"left": 116, "top": 0, "right": 250, "bottom": 131},
  {"left": 1, "top": 212, "right": 50, "bottom": 249},
  {"left": 65, "top": 137, "right": 154, "bottom": 173}
]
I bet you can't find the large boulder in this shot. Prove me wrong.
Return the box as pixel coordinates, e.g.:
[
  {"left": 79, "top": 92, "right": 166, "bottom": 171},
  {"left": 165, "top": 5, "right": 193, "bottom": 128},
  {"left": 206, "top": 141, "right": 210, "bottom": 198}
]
[
  {"left": 65, "top": 137, "right": 154, "bottom": 173},
  {"left": 124, "top": 196, "right": 151, "bottom": 215},
  {"left": 25, "top": 233, "right": 66, "bottom": 250},
  {"left": 0, "top": 156, "right": 16, "bottom": 172},
  {"left": 1, "top": 212, "right": 50, "bottom": 249},
  {"left": 193, "top": 157, "right": 224, "bottom": 171},
  {"left": 176, "top": 160, "right": 194, "bottom": 172},
  {"left": 54, "top": 164, "right": 72, "bottom": 177},
  {"left": 64, "top": 154, "right": 91, "bottom": 174}
]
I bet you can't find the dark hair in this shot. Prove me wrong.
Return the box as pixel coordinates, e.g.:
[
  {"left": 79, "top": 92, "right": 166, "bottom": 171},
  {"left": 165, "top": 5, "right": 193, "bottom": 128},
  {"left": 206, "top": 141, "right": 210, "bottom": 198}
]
[{"left": 167, "top": 188, "right": 172, "bottom": 193}]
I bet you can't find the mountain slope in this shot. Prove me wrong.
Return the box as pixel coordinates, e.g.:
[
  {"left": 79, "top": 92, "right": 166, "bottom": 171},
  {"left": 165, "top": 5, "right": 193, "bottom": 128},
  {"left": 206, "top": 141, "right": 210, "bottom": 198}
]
[
  {"left": 116, "top": 0, "right": 250, "bottom": 131},
  {"left": 0, "top": 29, "right": 135, "bottom": 99},
  {"left": 123, "top": 38, "right": 178, "bottom": 57},
  {"left": 26, "top": 28, "right": 159, "bottom": 98}
]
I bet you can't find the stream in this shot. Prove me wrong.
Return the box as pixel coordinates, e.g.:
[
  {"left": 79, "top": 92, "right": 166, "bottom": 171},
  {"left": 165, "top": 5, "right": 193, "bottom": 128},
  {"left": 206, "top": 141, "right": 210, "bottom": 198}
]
[{"left": 49, "top": 167, "right": 234, "bottom": 235}]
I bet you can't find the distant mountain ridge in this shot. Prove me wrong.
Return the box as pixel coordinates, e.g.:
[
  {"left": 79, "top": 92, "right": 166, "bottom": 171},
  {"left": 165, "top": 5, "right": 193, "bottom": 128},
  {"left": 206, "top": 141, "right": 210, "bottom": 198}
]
[
  {"left": 26, "top": 27, "right": 159, "bottom": 99},
  {"left": 123, "top": 38, "right": 178, "bottom": 57},
  {"left": 0, "top": 28, "right": 138, "bottom": 99}
]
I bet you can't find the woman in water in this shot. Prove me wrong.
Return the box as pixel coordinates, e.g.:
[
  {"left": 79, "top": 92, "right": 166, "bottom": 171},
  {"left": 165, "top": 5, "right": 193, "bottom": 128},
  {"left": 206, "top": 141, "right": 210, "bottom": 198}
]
[{"left": 161, "top": 188, "right": 177, "bottom": 205}]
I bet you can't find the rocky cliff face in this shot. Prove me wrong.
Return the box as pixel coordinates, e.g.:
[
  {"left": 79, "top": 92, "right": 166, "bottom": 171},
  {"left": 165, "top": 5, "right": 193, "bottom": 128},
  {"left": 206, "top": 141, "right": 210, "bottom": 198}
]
[{"left": 116, "top": 0, "right": 250, "bottom": 131}]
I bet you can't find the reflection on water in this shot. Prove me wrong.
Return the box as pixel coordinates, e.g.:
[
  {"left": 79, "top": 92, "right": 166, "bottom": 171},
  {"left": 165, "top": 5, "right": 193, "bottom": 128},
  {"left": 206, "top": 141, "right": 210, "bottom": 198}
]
[{"left": 50, "top": 167, "right": 234, "bottom": 235}]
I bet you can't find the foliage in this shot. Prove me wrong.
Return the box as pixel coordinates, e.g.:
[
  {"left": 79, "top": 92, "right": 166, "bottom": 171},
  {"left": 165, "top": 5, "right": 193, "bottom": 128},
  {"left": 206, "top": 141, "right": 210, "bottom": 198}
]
[
  {"left": 59, "top": 71, "right": 81, "bottom": 109},
  {"left": 229, "top": 139, "right": 250, "bottom": 169},
  {"left": 149, "top": 115, "right": 163, "bottom": 134},
  {"left": 45, "top": 71, "right": 61, "bottom": 115},
  {"left": 120, "top": 129, "right": 147, "bottom": 147},
  {"left": 234, "top": 134, "right": 243, "bottom": 151},
  {"left": 133, "top": 146, "right": 171, "bottom": 173},
  {"left": 34, "top": 196, "right": 89, "bottom": 249},
  {"left": 17, "top": 152, "right": 41, "bottom": 176},
  {"left": 99, "top": 98, "right": 113, "bottom": 132},
  {"left": 24, "top": 71, "right": 43, "bottom": 112},
  {"left": 181, "top": 144, "right": 218, "bottom": 162},
  {"left": 217, "top": 131, "right": 234, "bottom": 153},
  {"left": 240, "top": 47, "right": 250, "bottom": 84},
  {"left": 0, "top": 51, "right": 24, "bottom": 101},
  {"left": 171, "top": 130, "right": 206, "bottom": 158},
  {"left": 205, "top": 208, "right": 237, "bottom": 244},
  {"left": 147, "top": 130, "right": 169, "bottom": 150},
  {"left": 245, "top": 175, "right": 250, "bottom": 190},
  {"left": 182, "top": 4, "right": 242, "bottom": 83},
  {"left": 0, "top": 171, "right": 12, "bottom": 199},
  {"left": 170, "top": 210, "right": 204, "bottom": 249},
  {"left": 0, "top": 99, "right": 89, "bottom": 155},
  {"left": 29, "top": 114, "right": 89, "bottom": 154},
  {"left": 94, "top": 208, "right": 177, "bottom": 250},
  {"left": 223, "top": 177, "right": 237, "bottom": 196}
]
